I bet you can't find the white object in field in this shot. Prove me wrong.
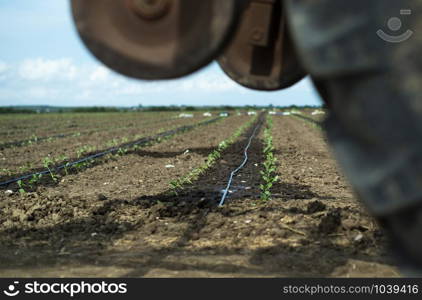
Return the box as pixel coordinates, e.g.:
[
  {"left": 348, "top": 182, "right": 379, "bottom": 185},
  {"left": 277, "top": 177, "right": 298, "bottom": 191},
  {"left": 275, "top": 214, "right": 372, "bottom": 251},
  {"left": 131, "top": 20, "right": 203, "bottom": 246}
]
[
  {"left": 203, "top": 112, "right": 212, "bottom": 117},
  {"left": 219, "top": 112, "right": 229, "bottom": 117},
  {"left": 282, "top": 112, "right": 291, "bottom": 116},
  {"left": 354, "top": 233, "right": 364, "bottom": 242},
  {"left": 269, "top": 111, "right": 276, "bottom": 115},
  {"left": 5, "top": 190, "right": 13, "bottom": 196},
  {"left": 165, "top": 164, "right": 175, "bottom": 168},
  {"left": 311, "top": 110, "right": 325, "bottom": 115},
  {"left": 247, "top": 111, "right": 257, "bottom": 115},
  {"left": 179, "top": 113, "right": 194, "bottom": 118}
]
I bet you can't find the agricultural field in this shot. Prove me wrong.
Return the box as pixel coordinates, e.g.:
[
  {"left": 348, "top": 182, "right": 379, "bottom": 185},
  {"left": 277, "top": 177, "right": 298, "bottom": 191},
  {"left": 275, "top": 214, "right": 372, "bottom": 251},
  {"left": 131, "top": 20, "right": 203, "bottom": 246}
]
[{"left": 0, "top": 110, "right": 399, "bottom": 277}]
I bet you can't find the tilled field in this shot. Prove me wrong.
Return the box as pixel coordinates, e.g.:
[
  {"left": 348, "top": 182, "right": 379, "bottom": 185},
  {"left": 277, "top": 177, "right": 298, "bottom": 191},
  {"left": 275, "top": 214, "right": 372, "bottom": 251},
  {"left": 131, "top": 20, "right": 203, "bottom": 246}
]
[
  {"left": 0, "top": 112, "right": 399, "bottom": 277},
  {"left": 0, "top": 112, "right": 176, "bottom": 143},
  {"left": 1, "top": 115, "right": 207, "bottom": 175}
]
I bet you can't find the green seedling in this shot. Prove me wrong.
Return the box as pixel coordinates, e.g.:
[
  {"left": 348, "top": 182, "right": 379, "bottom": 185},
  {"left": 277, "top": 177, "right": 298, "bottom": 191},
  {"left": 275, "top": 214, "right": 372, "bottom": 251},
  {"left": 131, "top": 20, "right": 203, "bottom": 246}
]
[
  {"left": 260, "top": 115, "right": 278, "bottom": 202},
  {"left": 117, "top": 147, "right": 128, "bottom": 156},
  {"left": 30, "top": 134, "right": 38, "bottom": 142},
  {"left": 64, "top": 162, "right": 71, "bottom": 175},
  {"left": 18, "top": 165, "right": 29, "bottom": 173},
  {"left": 76, "top": 145, "right": 97, "bottom": 158},
  {"left": 29, "top": 173, "right": 43, "bottom": 187},
  {"left": 1, "top": 168, "right": 12, "bottom": 176},
  {"left": 17, "top": 180, "right": 26, "bottom": 195},
  {"left": 55, "top": 155, "right": 68, "bottom": 163},
  {"left": 43, "top": 156, "right": 57, "bottom": 182},
  {"left": 106, "top": 139, "right": 119, "bottom": 147}
]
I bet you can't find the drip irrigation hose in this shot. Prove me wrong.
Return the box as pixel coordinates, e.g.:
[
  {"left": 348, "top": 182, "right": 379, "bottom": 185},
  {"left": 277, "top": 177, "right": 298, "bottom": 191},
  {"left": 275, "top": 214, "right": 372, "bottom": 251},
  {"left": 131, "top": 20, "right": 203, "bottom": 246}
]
[
  {"left": 291, "top": 113, "right": 322, "bottom": 127},
  {"left": 0, "top": 117, "right": 175, "bottom": 150},
  {"left": 218, "top": 121, "right": 261, "bottom": 207},
  {"left": 0, "top": 117, "right": 220, "bottom": 187}
]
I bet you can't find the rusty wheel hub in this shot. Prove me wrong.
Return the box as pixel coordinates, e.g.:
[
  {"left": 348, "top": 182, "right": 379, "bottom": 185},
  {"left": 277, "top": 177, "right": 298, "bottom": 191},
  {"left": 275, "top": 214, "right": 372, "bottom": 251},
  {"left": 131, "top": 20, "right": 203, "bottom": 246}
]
[
  {"left": 71, "top": 0, "right": 241, "bottom": 80},
  {"left": 127, "top": 0, "right": 171, "bottom": 20},
  {"left": 218, "top": 0, "right": 307, "bottom": 91}
]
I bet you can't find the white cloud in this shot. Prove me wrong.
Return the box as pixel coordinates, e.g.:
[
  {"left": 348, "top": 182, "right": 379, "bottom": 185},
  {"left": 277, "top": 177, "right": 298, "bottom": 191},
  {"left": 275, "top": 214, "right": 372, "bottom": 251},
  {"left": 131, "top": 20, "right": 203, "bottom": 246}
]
[
  {"left": 188, "top": 73, "right": 241, "bottom": 92},
  {"left": 18, "top": 58, "right": 77, "bottom": 81},
  {"left": 89, "top": 66, "right": 110, "bottom": 82},
  {"left": 0, "top": 61, "right": 9, "bottom": 81},
  {"left": 174, "top": 73, "right": 240, "bottom": 93},
  {"left": 0, "top": 57, "right": 320, "bottom": 106},
  {"left": 0, "top": 61, "right": 8, "bottom": 73},
  {"left": 26, "top": 87, "right": 60, "bottom": 99},
  {"left": 10, "top": 58, "right": 246, "bottom": 99}
]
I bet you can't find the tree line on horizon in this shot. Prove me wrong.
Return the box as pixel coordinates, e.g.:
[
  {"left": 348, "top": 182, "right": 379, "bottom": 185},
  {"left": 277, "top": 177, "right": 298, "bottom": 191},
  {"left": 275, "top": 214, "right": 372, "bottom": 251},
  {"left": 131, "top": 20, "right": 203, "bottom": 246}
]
[{"left": 0, "top": 104, "right": 322, "bottom": 114}]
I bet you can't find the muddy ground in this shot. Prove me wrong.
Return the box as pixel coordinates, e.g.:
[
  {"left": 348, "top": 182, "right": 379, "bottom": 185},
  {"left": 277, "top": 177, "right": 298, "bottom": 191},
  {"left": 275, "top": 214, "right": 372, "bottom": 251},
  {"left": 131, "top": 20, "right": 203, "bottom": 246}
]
[{"left": 0, "top": 113, "right": 399, "bottom": 277}]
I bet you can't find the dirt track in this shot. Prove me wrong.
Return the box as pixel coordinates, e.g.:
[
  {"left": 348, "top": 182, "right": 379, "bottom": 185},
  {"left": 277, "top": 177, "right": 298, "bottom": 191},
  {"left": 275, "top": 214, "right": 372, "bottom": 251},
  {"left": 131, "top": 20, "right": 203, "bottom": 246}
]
[{"left": 0, "top": 114, "right": 399, "bottom": 277}]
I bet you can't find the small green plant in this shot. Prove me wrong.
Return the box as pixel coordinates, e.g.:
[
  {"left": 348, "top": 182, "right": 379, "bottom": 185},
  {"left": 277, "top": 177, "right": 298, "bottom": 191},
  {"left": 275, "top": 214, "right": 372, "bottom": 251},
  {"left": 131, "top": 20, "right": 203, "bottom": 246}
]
[
  {"left": 169, "top": 180, "right": 182, "bottom": 195},
  {"left": 30, "top": 134, "right": 38, "bottom": 142},
  {"left": 17, "top": 180, "right": 26, "bottom": 195},
  {"left": 18, "top": 165, "right": 30, "bottom": 173},
  {"left": 73, "top": 161, "right": 85, "bottom": 170},
  {"left": 76, "top": 145, "right": 97, "bottom": 158},
  {"left": 55, "top": 154, "right": 68, "bottom": 163},
  {"left": 76, "top": 147, "right": 84, "bottom": 158},
  {"left": 260, "top": 115, "right": 279, "bottom": 201},
  {"left": 29, "top": 173, "right": 43, "bottom": 187},
  {"left": 43, "top": 156, "right": 57, "bottom": 182},
  {"left": 64, "top": 162, "right": 71, "bottom": 175},
  {"left": 1, "top": 168, "right": 12, "bottom": 176},
  {"left": 106, "top": 138, "right": 120, "bottom": 148},
  {"left": 117, "top": 147, "right": 128, "bottom": 156}
]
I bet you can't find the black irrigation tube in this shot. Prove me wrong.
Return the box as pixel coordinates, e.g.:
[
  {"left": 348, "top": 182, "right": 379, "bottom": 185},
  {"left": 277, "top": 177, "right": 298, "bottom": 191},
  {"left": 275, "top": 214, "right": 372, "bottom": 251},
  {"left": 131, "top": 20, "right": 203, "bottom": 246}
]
[
  {"left": 0, "top": 117, "right": 221, "bottom": 187},
  {"left": 291, "top": 113, "right": 323, "bottom": 128},
  {"left": 218, "top": 116, "right": 263, "bottom": 207},
  {"left": 0, "top": 133, "right": 75, "bottom": 150},
  {"left": 0, "top": 117, "right": 177, "bottom": 150}
]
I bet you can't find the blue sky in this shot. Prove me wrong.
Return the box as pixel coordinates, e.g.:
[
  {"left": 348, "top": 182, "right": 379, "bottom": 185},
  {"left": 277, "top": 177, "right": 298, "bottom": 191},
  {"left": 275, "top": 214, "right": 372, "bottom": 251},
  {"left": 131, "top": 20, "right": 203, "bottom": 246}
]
[{"left": 0, "top": 0, "right": 322, "bottom": 107}]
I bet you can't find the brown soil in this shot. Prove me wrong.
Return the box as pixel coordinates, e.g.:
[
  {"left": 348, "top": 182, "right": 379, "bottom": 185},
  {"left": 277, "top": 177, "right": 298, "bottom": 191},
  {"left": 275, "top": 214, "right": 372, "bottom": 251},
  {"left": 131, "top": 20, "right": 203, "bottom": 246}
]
[
  {"left": 0, "top": 114, "right": 399, "bottom": 277},
  {"left": 0, "top": 112, "right": 175, "bottom": 142},
  {"left": 298, "top": 109, "right": 327, "bottom": 123},
  {"left": 0, "top": 116, "right": 206, "bottom": 175}
]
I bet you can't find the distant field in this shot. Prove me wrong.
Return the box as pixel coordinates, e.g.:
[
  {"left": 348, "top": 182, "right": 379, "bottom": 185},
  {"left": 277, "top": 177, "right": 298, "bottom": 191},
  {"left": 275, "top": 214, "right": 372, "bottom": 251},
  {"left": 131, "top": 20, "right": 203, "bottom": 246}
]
[{"left": 0, "top": 110, "right": 398, "bottom": 277}]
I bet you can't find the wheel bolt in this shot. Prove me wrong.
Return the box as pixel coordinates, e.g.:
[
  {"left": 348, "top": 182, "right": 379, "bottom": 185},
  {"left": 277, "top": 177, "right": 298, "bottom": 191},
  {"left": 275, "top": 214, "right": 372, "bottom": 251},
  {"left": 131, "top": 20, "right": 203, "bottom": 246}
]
[{"left": 128, "top": 0, "right": 171, "bottom": 20}]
